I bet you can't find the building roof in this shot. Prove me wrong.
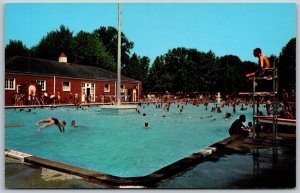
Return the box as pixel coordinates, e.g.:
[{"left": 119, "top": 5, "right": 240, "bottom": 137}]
[{"left": 5, "top": 56, "right": 141, "bottom": 83}]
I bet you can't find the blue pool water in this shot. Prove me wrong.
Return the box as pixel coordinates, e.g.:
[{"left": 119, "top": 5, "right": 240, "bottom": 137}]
[{"left": 5, "top": 103, "right": 257, "bottom": 177}]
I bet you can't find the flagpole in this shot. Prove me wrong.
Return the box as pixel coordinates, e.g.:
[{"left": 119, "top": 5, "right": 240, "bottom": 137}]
[{"left": 116, "top": 3, "right": 122, "bottom": 106}]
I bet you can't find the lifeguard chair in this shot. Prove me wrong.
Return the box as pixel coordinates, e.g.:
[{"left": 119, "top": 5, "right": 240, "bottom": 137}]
[{"left": 240, "top": 60, "right": 281, "bottom": 142}]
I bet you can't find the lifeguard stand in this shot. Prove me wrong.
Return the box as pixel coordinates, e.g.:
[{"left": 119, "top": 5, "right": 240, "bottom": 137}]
[{"left": 240, "top": 60, "right": 279, "bottom": 143}]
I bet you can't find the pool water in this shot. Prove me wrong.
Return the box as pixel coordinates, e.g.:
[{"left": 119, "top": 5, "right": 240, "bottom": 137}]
[{"left": 5, "top": 103, "right": 257, "bottom": 177}]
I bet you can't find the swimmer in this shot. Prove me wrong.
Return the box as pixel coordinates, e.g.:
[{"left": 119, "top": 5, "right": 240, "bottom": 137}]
[
  {"left": 224, "top": 113, "right": 232, "bottom": 120},
  {"left": 144, "top": 122, "right": 149, "bottom": 128},
  {"left": 71, "top": 120, "right": 77, "bottom": 127},
  {"left": 36, "top": 118, "right": 66, "bottom": 132}
]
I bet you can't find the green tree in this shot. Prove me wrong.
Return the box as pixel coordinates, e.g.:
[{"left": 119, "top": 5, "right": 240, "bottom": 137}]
[
  {"left": 278, "top": 38, "right": 296, "bottom": 91},
  {"left": 73, "top": 31, "right": 116, "bottom": 71},
  {"left": 31, "top": 25, "right": 74, "bottom": 61},
  {"left": 146, "top": 48, "right": 259, "bottom": 94},
  {"left": 93, "top": 26, "right": 134, "bottom": 69},
  {"left": 146, "top": 48, "right": 221, "bottom": 94},
  {"left": 218, "top": 55, "right": 246, "bottom": 92},
  {"left": 147, "top": 56, "right": 171, "bottom": 93},
  {"left": 123, "top": 53, "right": 150, "bottom": 83},
  {"left": 5, "top": 40, "right": 29, "bottom": 59}
]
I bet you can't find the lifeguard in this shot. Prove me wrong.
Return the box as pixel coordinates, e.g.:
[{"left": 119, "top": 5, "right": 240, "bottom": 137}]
[{"left": 246, "top": 48, "right": 270, "bottom": 79}]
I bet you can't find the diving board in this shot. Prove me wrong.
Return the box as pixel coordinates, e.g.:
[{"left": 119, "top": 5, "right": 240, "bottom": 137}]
[{"left": 255, "top": 117, "right": 296, "bottom": 126}]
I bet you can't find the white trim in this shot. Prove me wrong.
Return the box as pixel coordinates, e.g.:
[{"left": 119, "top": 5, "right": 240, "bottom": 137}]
[
  {"left": 138, "top": 83, "right": 140, "bottom": 102},
  {"left": 91, "top": 82, "right": 95, "bottom": 102},
  {"left": 53, "top": 76, "right": 56, "bottom": 95},
  {"left": 81, "top": 82, "right": 96, "bottom": 102}
]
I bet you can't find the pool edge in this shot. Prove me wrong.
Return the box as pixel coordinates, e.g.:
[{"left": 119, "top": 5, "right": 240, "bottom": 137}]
[{"left": 5, "top": 136, "right": 235, "bottom": 187}]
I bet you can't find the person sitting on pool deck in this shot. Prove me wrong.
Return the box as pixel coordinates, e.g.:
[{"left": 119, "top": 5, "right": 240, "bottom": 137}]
[
  {"left": 228, "top": 115, "right": 247, "bottom": 138},
  {"left": 36, "top": 118, "right": 66, "bottom": 132}
]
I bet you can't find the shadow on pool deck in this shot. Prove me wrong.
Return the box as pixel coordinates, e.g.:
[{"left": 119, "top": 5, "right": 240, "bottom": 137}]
[{"left": 5, "top": 130, "right": 296, "bottom": 189}]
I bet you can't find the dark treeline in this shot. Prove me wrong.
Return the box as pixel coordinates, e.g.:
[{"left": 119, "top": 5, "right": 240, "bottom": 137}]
[{"left": 5, "top": 25, "right": 296, "bottom": 94}]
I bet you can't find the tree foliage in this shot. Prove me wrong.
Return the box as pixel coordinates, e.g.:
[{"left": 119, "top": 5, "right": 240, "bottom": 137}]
[
  {"left": 5, "top": 40, "right": 29, "bottom": 58},
  {"left": 73, "top": 31, "right": 116, "bottom": 71},
  {"left": 145, "top": 48, "right": 257, "bottom": 94},
  {"left": 278, "top": 38, "right": 296, "bottom": 91},
  {"left": 122, "top": 53, "right": 150, "bottom": 83},
  {"left": 93, "top": 26, "right": 134, "bottom": 69},
  {"left": 31, "top": 25, "right": 74, "bottom": 61}
]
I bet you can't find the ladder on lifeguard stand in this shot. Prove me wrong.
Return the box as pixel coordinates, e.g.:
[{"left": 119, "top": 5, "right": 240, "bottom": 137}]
[{"left": 240, "top": 60, "right": 279, "bottom": 143}]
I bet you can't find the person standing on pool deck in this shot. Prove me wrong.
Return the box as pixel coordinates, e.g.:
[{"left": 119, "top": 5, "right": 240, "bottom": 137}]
[{"left": 36, "top": 118, "right": 66, "bottom": 132}]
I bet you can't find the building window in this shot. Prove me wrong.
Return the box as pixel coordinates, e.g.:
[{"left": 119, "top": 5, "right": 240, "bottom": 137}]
[
  {"left": 121, "top": 85, "right": 125, "bottom": 93},
  {"left": 104, "top": 84, "right": 110, "bottom": 92},
  {"left": 36, "top": 80, "right": 46, "bottom": 91},
  {"left": 5, "top": 78, "right": 15, "bottom": 90},
  {"left": 62, "top": 82, "right": 71, "bottom": 91}
]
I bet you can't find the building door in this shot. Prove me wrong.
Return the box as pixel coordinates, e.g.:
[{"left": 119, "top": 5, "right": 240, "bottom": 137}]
[
  {"left": 133, "top": 89, "right": 137, "bottom": 102},
  {"left": 81, "top": 82, "right": 95, "bottom": 102},
  {"left": 86, "top": 88, "right": 91, "bottom": 102}
]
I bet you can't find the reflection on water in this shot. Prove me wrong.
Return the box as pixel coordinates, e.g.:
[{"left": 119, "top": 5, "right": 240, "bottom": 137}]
[{"left": 252, "top": 146, "right": 278, "bottom": 176}]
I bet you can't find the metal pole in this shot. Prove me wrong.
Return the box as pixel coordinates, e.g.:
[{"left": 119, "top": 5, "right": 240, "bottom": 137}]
[
  {"left": 137, "top": 82, "right": 140, "bottom": 102},
  {"left": 272, "top": 61, "right": 278, "bottom": 143},
  {"left": 253, "top": 76, "right": 256, "bottom": 140},
  {"left": 54, "top": 76, "right": 56, "bottom": 98},
  {"left": 117, "top": 3, "right": 122, "bottom": 106}
]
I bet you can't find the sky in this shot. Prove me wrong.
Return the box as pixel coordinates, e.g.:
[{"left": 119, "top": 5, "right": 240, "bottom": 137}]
[{"left": 4, "top": 2, "right": 296, "bottom": 63}]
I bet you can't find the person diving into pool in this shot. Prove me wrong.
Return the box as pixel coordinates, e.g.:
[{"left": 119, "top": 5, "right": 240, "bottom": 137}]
[{"left": 36, "top": 118, "right": 66, "bottom": 132}]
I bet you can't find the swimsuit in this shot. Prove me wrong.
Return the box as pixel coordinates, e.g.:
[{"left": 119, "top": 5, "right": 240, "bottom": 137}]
[{"left": 52, "top": 118, "right": 59, "bottom": 125}]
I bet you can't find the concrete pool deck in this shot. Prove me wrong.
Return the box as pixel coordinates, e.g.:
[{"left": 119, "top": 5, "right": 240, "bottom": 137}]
[{"left": 5, "top": 127, "right": 296, "bottom": 189}]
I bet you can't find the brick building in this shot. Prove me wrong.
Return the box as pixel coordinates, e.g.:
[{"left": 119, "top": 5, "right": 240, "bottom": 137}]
[{"left": 5, "top": 54, "right": 142, "bottom": 106}]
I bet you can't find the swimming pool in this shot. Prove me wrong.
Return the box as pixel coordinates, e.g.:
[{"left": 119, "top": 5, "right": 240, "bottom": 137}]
[{"left": 5, "top": 103, "right": 256, "bottom": 177}]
